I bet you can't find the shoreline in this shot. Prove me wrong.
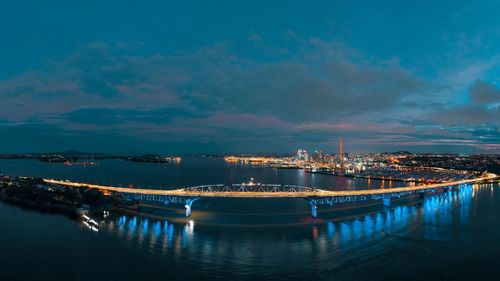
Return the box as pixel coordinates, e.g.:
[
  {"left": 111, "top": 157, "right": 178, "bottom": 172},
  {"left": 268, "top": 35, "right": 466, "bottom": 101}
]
[
  {"left": 0, "top": 194, "right": 79, "bottom": 219},
  {"left": 276, "top": 168, "right": 461, "bottom": 184},
  {"left": 306, "top": 170, "right": 431, "bottom": 183}
]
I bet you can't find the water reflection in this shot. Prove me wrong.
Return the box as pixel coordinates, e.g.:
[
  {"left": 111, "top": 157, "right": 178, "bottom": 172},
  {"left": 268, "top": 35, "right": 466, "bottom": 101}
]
[
  {"left": 2, "top": 155, "right": 498, "bottom": 281},
  {"left": 98, "top": 183, "right": 492, "bottom": 264},
  {"left": 106, "top": 214, "right": 199, "bottom": 255},
  {"left": 0, "top": 157, "right": 409, "bottom": 190}
]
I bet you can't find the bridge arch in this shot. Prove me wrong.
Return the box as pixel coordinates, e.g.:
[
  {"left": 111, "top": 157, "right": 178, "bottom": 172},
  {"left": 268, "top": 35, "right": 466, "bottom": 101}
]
[
  {"left": 185, "top": 183, "right": 317, "bottom": 193},
  {"left": 42, "top": 174, "right": 497, "bottom": 218}
]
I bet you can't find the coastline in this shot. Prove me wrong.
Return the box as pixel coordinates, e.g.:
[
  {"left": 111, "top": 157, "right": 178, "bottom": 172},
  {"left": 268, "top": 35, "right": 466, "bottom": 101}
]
[{"left": 0, "top": 194, "right": 79, "bottom": 218}]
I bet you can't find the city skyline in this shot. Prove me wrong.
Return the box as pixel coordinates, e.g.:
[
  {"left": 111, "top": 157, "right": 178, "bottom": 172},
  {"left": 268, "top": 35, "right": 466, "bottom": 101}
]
[
  {"left": 2, "top": 3, "right": 500, "bottom": 281},
  {"left": 1, "top": 1, "right": 500, "bottom": 154}
]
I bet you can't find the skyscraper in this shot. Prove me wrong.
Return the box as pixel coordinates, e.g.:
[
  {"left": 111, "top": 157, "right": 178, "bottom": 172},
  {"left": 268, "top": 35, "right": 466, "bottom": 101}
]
[
  {"left": 296, "top": 149, "right": 309, "bottom": 161},
  {"left": 339, "top": 136, "right": 343, "bottom": 160}
]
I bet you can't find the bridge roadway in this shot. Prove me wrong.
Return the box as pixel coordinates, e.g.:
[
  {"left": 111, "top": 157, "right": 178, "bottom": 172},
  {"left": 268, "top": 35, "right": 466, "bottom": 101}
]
[{"left": 43, "top": 173, "right": 497, "bottom": 218}]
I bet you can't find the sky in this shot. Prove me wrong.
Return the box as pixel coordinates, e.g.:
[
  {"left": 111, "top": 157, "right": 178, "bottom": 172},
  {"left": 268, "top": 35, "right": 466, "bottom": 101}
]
[{"left": 1, "top": 0, "right": 500, "bottom": 154}]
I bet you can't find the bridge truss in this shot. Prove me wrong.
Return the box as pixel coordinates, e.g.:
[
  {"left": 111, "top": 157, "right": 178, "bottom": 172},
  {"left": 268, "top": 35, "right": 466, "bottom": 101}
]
[
  {"left": 186, "top": 183, "right": 317, "bottom": 193},
  {"left": 113, "top": 184, "right": 470, "bottom": 218},
  {"left": 43, "top": 177, "right": 493, "bottom": 218}
]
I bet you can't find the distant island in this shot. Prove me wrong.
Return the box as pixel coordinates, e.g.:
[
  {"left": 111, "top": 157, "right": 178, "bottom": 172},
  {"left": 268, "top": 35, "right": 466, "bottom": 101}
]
[
  {"left": 0, "top": 150, "right": 181, "bottom": 164},
  {"left": 126, "top": 154, "right": 181, "bottom": 163}
]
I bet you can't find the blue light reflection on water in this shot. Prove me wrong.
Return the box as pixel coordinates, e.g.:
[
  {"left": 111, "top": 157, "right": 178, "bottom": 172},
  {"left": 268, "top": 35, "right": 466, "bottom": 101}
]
[
  {"left": 327, "top": 221, "right": 334, "bottom": 238},
  {"left": 1, "top": 181, "right": 497, "bottom": 281},
  {"left": 102, "top": 184, "right": 483, "bottom": 258},
  {"left": 153, "top": 221, "right": 161, "bottom": 238},
  {"left": 3, "top": 157, "right": 500, "bottom": 281},
  {"left": 129, "top": 216, "right": 137, "bottom": 230},
  {"left": 0, "top": 182, "right": 495, "bottom": 280}
]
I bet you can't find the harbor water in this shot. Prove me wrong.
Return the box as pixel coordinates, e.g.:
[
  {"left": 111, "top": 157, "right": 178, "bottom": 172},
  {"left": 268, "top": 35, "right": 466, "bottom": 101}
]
[{"left": 0, "top": 157, "right": 499, "bottom": 281}]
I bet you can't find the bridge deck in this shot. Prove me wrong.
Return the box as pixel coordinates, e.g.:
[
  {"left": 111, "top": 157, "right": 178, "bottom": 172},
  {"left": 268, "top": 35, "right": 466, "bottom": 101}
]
[{"left": 43, "top": 173, "right": 496, "bottom": 198}]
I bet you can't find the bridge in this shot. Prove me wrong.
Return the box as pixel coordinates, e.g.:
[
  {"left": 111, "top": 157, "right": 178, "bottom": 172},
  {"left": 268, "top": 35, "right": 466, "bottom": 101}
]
[{"left": 44, "top": 173, "right": 497, "bottom": 218}]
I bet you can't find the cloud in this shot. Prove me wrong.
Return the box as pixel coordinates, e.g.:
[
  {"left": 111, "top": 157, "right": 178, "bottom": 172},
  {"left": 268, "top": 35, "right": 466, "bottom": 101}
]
[
  {"left": 428, "top": 78, "right": 500, "bottom": 127},
  {"left": 61, "top": 107, "right": 170, "bottom": 125},
  {"left": 60, "top": 106, "right": 209, "bottom": 126},
  {"left": 0, "top": 41, "right": 427, "bottom": 123},
  {"left": 414, "top": 80, "right": 500, "bottom": 153},
  {"left": 247, "top": 31, "right": 262, "bottom": 42},
  {"left": 470, "top": 80, "right": 500, "bottom": 104},
  {"left": 213, "top": 60, "right": 425, "bottom": 122},
  {"left": 0, "top": 39, "right": 497, "bottom": 153}
]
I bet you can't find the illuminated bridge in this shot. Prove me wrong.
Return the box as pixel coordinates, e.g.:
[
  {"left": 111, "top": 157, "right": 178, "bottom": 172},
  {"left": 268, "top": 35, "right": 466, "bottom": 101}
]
[{"left": 44, "top": 173, "right": 497, "bottom": 218}]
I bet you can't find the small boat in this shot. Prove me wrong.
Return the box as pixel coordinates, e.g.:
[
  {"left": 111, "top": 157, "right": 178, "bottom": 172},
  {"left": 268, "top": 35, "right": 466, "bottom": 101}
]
[{"left": 81, "top": 214, "right": 99, "bottom": 232}]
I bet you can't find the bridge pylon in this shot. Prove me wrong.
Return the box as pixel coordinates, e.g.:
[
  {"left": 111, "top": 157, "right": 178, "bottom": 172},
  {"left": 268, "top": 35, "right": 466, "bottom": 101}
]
[
  {"left": 309, "top": 200, "right": 318, "bottom": 218},
  {"left": 42, "top": 175, "right": 495, "bottom": 219},
  {"left": 184, "top": 198, "right": 199, "bottom": 217}
]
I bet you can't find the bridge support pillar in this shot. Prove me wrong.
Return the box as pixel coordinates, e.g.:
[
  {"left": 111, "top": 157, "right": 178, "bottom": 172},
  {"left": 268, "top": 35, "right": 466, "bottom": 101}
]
[
  {"left": 184, "top": 198, "right": 199, "bottom": 217},
  {"left": 383, "top": 197, "right": 391, "bottom": 207},
  {"left": 309, "top": 200, "right": 318, "bottom": 218}
]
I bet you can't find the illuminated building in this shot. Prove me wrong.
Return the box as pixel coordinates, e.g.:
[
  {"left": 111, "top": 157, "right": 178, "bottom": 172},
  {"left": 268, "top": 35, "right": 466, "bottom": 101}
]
[
  {"left": 296, "top": 149, "right": 309, "bottom": 161},
  {"left": 339, "top": 136, "right": 343, "bottom": 160}
]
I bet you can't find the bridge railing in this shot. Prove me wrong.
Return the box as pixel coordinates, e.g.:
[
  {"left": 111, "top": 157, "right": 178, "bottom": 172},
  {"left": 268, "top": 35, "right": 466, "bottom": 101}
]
[{"left": 185, "top": 184, "right": 317, "bottom": 193}]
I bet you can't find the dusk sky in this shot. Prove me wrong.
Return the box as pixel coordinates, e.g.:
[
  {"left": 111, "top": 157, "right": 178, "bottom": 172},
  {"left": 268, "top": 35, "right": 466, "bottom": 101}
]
[{"left": 1, "top": 0, "right": 500, "bottom": 154}]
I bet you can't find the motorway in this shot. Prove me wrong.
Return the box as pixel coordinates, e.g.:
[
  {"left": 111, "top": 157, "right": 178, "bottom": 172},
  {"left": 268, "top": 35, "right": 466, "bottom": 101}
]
[{"left": 43, "top": 173, "right": 497, "bottom": 199}]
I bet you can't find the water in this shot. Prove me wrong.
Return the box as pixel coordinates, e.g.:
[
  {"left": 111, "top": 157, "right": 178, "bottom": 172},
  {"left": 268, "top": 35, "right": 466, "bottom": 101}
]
[
  {"left": 0, "top": 157, "right": 406, "bottom": 190},
  {"left": 1, "top": 158, "right": 499, "bottom": 281}
]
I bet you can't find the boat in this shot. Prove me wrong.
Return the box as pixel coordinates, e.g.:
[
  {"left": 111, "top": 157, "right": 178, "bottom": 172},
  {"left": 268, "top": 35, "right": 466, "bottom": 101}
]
[
  {"left": 81, "top": 214, "right": 99, "bottom": 232},
  {"left": 305, "top": 167, "right": 332, "bottom": 174}
]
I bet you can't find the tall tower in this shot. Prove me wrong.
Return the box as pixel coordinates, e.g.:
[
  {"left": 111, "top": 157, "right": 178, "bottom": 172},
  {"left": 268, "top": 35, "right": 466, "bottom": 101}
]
[{"left": 339, "top": 136, "right": 343, "bottom": 160}]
